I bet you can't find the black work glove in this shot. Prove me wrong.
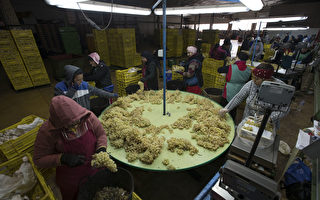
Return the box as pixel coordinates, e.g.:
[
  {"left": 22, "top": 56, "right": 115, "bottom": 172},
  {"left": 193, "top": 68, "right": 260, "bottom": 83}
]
[
  {"left": 95, "top": 147, "right": 106, "bottom": 154},
  {"left": 60, "top": 153, "right": 86, "bottom": 167}
]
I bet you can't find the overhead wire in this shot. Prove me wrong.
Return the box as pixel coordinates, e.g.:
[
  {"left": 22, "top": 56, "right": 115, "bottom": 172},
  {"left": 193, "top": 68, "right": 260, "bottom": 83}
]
[{"left": 77, "top": 0, "right": 113, "bottom": 30}]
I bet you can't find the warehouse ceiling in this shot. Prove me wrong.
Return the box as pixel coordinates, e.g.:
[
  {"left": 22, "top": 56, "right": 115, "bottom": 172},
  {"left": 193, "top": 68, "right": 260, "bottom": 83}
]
[{"left": 95, "top": 0, "right": 319, "bottom": 9}]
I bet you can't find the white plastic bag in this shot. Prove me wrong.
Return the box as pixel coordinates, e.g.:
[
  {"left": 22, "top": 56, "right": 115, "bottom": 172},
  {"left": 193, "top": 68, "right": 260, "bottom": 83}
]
[
  {"left": 0, "top": 156, "right": 37, "bottom": 199},
  {"left": 17, "top": 117, "right": 44, "bottom": 133}
]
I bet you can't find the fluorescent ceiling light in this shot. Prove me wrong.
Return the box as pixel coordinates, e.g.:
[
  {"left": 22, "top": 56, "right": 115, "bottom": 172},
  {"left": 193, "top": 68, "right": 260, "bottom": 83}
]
[
  {"left": 45, "top": 0, "right": 87, "bottom": 6},
  {"left": 46, "top": 0, "right": 151, "bottom": 16},
  {"left": 231, "top": 16, "right": 308, "bottom": 23},
  {"left": 263, "top": 27, "right": 310, "bottom": 31},
  {"left": 154, "top": 5, "right": 249, "bottom": 15},
  {"left": 239, "top": 0, "right": 263, "bottom": 11}
]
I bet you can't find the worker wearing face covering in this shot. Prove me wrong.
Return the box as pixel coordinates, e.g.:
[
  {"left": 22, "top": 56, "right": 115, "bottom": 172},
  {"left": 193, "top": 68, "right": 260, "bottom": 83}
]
[
  {"left": 33, "top": 95, "right": 108, "bottom": 200},
  {"left": 140, "top": 51, "right": 159, "bottom": 90},
  {"left": 54, "top": 65, "right": 118, "bottom": 113}
]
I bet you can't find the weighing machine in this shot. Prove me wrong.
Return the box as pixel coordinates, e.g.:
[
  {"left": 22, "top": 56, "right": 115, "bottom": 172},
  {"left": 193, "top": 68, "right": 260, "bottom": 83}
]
[{"left": 215, "top": 81, "right": 295, "bottom": 200}]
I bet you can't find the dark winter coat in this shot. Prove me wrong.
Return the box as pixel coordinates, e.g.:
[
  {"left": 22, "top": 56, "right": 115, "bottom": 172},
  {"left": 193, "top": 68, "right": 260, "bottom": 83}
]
[
  {"left": 84, "top": 61, "right": 112, "bottom": 89},
  {"left": 141, "top": 51, "right": 159, "bottom": 90}
]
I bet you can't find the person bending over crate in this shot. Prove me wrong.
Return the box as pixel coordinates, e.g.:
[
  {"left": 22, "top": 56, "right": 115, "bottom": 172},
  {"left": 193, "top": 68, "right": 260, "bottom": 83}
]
[
  {"left": 217, "top": 51, "right": 251, "bottom": 120},
  {"left": 54, "top": 65, "right": 118, "bottom": 116},
  {"left": 33, "top": 95, "right": 108, "bottom": 200}
]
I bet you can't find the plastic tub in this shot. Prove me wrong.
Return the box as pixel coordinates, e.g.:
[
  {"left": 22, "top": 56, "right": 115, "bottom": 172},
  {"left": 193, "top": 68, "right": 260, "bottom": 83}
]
[
  {"left": 78, "top": 168, "right": 134, "bottom": 200},
  {"left": 202, "top": 88, "right": 222, "bottom": 103},
  {"left": 125, "top": 84, "right": 140, "bottom": 95},
  {"left": 167, "top": 80, "right": 184, "bottom": 90}
]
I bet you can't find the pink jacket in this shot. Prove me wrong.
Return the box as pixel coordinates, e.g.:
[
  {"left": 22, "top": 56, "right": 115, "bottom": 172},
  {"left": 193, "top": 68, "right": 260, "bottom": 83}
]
[{"left": 33, "top": 96, "right": 107, "bottom": 168}]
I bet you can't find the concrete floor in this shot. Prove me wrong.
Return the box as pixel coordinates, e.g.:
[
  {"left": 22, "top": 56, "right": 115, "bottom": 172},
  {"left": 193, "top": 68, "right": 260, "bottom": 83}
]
[{"left": 0, "top": 59, "right": 314, "bottom": 200}]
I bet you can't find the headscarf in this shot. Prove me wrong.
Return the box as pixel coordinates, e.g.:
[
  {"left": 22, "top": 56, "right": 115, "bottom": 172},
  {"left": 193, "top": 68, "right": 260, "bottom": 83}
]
[
  {"left": 187, "top": 46, "right": 197, "bottom": 55},
  {"left": 88, "top": 52, "right": 100, "bottom": 64},
  {"left": 141, "top": 51, "right": 155, "bottom": 64},
  {"left": 253, "top": 68, "right": 274, "bottom": 79}
]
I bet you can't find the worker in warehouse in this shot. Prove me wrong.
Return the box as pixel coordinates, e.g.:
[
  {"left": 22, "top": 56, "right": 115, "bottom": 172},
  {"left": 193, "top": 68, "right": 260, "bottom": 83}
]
[
  {"left": 84, "top": 52, "right": 114, "bottom": 114},
  {"left": 84, "top": 52, "right": 113, "bottom": 91},
  {"left": 33, "top": 95, "right": 108, "bottom": 200},
  {"left": 54, "top": 65, "right": 118, "bottom": 116},
  {"left": 177, "top": 46, "right": 204, "bottom": 94},
  {"left": 217, "top": 51, "right": 251, "bottom": 120},
  {"left": 140, "top": 51, "right": 159, "bottom": 90},
  {"left": 219, "top": 63, "right": 289, "bottom": 129}
]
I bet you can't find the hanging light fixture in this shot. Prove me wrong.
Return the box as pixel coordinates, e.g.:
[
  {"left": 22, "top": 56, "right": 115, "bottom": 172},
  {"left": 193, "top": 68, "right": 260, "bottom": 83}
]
[
  {"left": 239, "top": 0, "right": 263, "bottom": 11},
  {"left": 154, "top": 5, "right": 249, "bottom": 15},
  {"left": 45, "top": 0, "right": 152, "bottom": 16}
]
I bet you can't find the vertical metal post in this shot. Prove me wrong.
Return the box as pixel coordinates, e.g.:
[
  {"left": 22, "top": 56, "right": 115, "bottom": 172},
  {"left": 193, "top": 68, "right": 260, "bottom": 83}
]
[
  {"left": 245, "top": 109, "right": 272, "bottom": 167},
  {"left": 162, "top": 0, "right": 167, "bottom": 115},
  {"left": 180, "top": 14, "right": 183, "bottom": 29},
  {"left": 251, "top": 21, "right": 262, "bottom": 65}
]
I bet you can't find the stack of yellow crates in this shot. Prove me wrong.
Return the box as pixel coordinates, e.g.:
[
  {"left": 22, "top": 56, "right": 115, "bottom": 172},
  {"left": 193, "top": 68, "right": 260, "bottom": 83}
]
[
  {"left": 10, "top": 30, "right": 50, "bottom": 87},
  {"left": 201, "top": 43, "right": 211, "bottom": 54},
  {"left": 0, "top": 30, "right": 33, "bottom": 90},
  {"left": 202, "top": 58, "right": 225, "bottom": 89},
  {"left": 182, "top": 29, "right": 196, "bottom": 51},
  {"left": 107, "top": 28, "right": 141, "bottom": 68},
  {"left": 116, "top": 68, "right": 142, "bottom": 96},
  {"left": 202, "top": 30, "right": 220, "bottom": 45},
  {"left": 92, "top": 29, "right": 111, "bottom": 66},
  {"left": 160, "top": 29, "right": 183, "bottom": 57}
]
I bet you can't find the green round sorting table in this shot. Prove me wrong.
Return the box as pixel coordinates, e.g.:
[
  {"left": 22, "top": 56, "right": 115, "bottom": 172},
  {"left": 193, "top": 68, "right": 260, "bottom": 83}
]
[{"left": 99, "top": 91, "right": 235, "bottom": 171}]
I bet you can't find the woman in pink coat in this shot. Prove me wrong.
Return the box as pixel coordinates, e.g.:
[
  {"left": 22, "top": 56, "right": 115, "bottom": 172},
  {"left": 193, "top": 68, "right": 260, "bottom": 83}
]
[{"left": 33, "top": 95, "right": 107, "bottom": 200}]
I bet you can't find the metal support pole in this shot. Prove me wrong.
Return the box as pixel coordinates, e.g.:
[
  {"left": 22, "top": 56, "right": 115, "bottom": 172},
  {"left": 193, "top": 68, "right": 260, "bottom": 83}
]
[
  {"left": 180, "top": 14, "right": 183, "bottom": 29},
  {"left": 162, "top": 0, "right": 167, "bottom": 115},
  {"left": 251, "top": 21, "right": 262, "bottom": 65},
  {"left": 245, "top": 109, "right": 272, "bottom": 167},
  {"left": 152, "top": 0, "right": 162, "bottom": 11},
  {"left": 209, "top": 13, "right": 214, "bottom": 30}
]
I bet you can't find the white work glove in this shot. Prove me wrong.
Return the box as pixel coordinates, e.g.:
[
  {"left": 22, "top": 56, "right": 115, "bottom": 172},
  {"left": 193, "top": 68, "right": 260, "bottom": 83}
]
[{"left": 219, "top": 108, "right": 229, "bottom": 117}]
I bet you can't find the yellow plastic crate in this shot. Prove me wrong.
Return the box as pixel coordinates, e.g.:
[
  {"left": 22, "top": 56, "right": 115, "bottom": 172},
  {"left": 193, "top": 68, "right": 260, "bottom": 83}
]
[
  {"left": 133, "top": 192, "right": 142, "bottom": 200},
  {"left": 116, "top": 68, "right": 142, "bottom": 96},
  {"left": 201, "top": 43, "right": 211, "bottom": 54},
  {"left": 202, "top": 72, "right": 215, "bottom": 88},
  {"left": 0, "top": 115, "right": 45, "bottom": 162},
  {"left": 213, "top": 74, "right": 226, "bottom": 89},
  {"left": 202, "top": 58, "right": 224, "bottom": 75},
  {"left": 0, "top": 153, "right": 55, "bottom": 200}
]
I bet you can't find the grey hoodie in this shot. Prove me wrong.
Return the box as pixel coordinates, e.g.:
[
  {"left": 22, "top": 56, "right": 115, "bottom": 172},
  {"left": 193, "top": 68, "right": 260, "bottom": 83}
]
[{"left": 54, "top": 65, "right": 116, "bottom": 110}]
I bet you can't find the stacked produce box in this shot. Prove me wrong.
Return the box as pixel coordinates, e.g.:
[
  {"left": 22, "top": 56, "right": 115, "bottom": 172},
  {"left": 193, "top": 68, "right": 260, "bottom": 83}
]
[
  {"left": 202, "top": 58, "right": 225, "bottom": 89},
  {"left": 92, "top": 29, "right": 110, "bottom": 66},
  {"left": 59, "top": 27, "right": 82, "bottom": 55},
  {"left": 116, "top": 68, "right": 142, "bottom": 96},
  {"left": 0, "top": 30, "right": 33, "bottom": 90},
  {"left": 160, "top": 29, "right": 183, "bottom": 57},
  {"left": 107, "top": 28, "right": 141, "bottom": 68},
  {"left": 11, "top": 30, "right": 50, "bottom": 87},
  {"left": 202, "top": 30, "right": 220, "bottom": 45},
  {"left": 182, "top": 29, "right": 196, "bottom": 51}
]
